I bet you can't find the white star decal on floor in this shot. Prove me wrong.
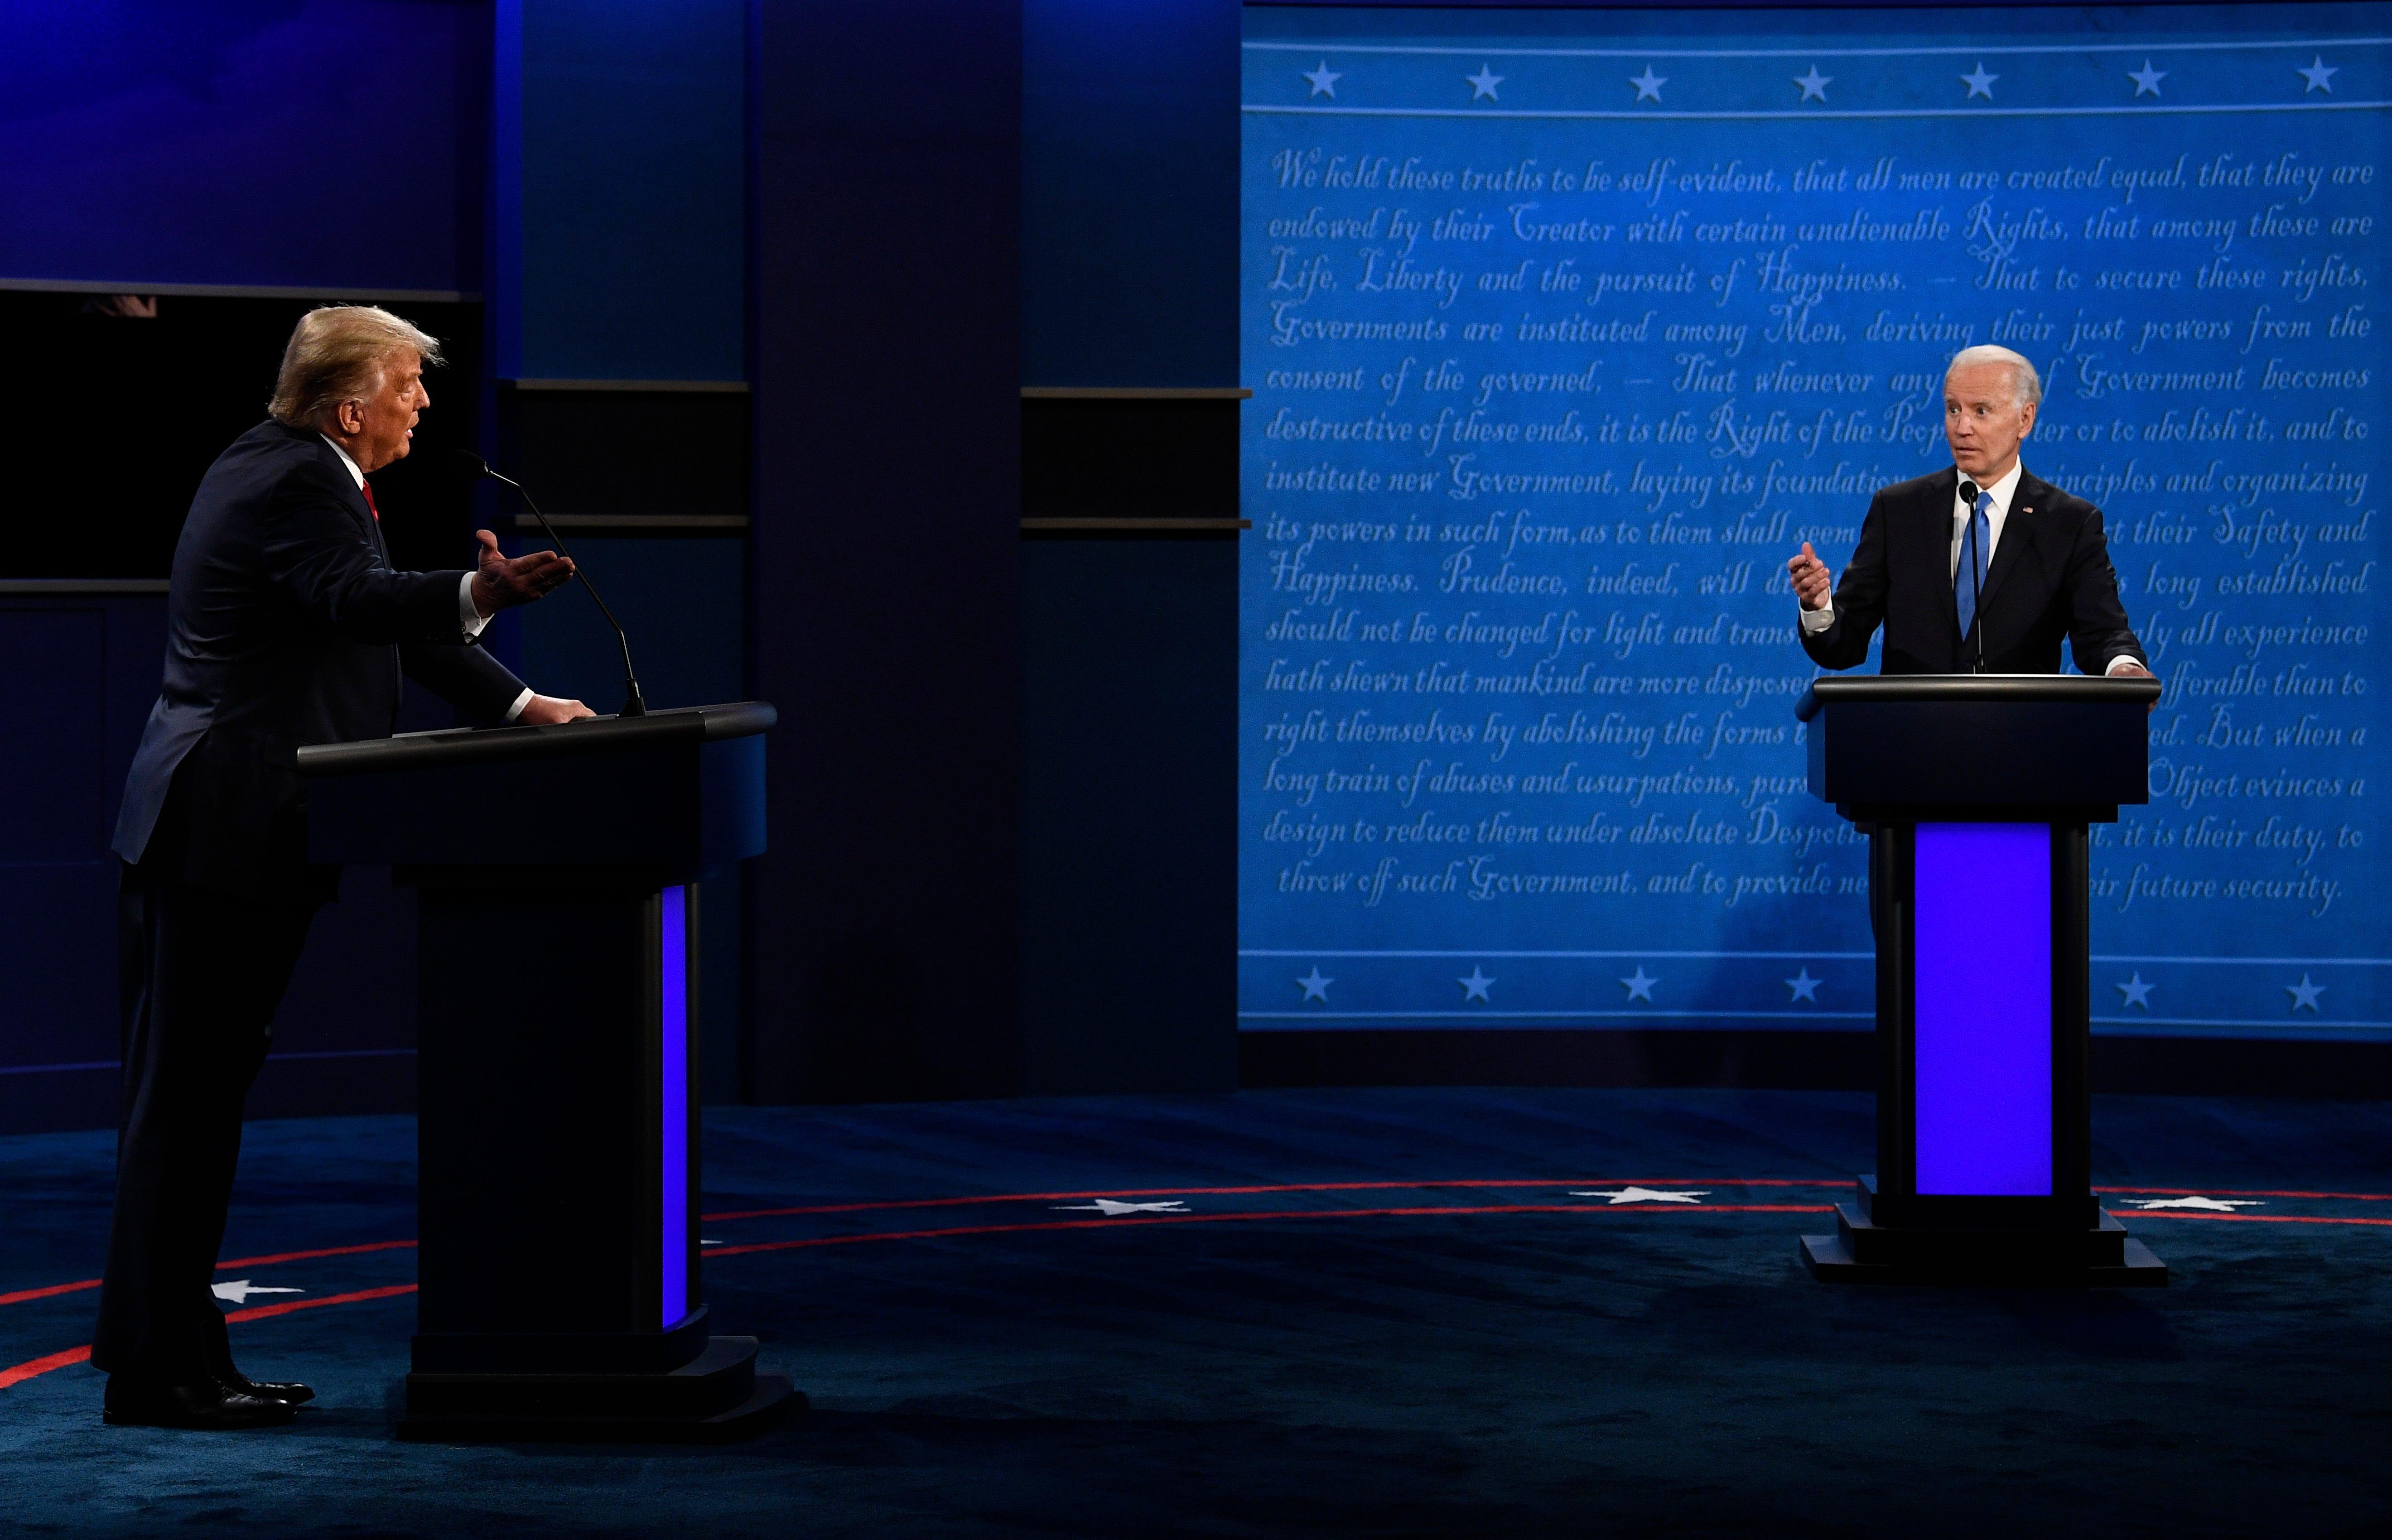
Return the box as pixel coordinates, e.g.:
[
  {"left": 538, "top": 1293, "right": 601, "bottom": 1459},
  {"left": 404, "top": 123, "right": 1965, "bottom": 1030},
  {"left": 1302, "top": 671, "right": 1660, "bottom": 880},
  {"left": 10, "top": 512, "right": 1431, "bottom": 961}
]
[
  {"left": 2299, "top": 56, "right": 2338, "bottom": 94},
  {"left": 1960, "top": 62, "right": 1999, "bottom": 100},
  {"left": 1458, "top": 967, "right": 1495, "bottom": 1003},
  {"left": 1620, "top": 966, "right": 1658, "bottom": 1002},
  {"left": 2120, "top": 1195, "right": 2263, "bottom": 1212},
  {"left": 2117, "top": 973, "right": 2156, "bottom": 1009},
  {"left": 1297, "top": 967, "right": 1333, "bottom": 1003},
  {"left": 2288, "top": 974, "right": 2326, "bottom": 1011},
  {"left": 211, "top": 1280, "right": 303, "bottom": 1305},
  {"left": 1792, "top": 65, "right": 1831, "bottom": 102},
  {"left": 1628, "top": 66, "right": 1666, "bottom": 103},
  {"left": 1569, "top": 1187, "right": 1708, "bottom": 1205},
  {"left": 2127, "top": 60, "right": 2165, "bottom": 97},
  {"left": 1466, "top": 64, "right": 1503, "bottom": 101},
  {"left": 1785, "top": 968, "right": 1822, "bottom": 1003},
  {"left": 1301, "top": 60, "right": 1341, "bottom": 99},
  {"left": 1053, "top": 1199, "right": 1190, "bottom": 1216}
]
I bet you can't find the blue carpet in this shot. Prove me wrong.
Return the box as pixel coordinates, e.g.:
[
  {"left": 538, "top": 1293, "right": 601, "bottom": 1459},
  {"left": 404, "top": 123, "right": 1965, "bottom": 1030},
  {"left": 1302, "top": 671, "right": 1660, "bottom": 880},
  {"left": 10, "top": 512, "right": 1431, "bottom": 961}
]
[{"left": 1, "top": 1088, "right": 2387, "bottom": 1538}]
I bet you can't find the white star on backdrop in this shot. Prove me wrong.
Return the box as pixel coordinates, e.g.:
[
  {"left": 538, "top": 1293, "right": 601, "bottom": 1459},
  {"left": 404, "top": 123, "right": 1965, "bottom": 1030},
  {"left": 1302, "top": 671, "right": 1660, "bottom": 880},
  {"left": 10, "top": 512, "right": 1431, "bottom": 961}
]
[
  {"left": 2117, "top": 973, "right": 2156, "bottom": 1009},
  {"left": 1960, "top": 63, "right": 1999, "bottom": 100},
  {"left": 2120, "top": 1195, "right": 2263, "bottom": 1212},
  {"left": 1628, "top": 66, "right": 1666, "bottom": 103},
  {"left": 1458, "top": 967, "right": 1495, "bottom": 1003},
  {"left": 1784, "top": 968, "right": 1822, "bottom": 1003},
  {"left": 1792, "top": 65, "right": 1831, "bottom": 102},
  {"left": 2287, "top": 974, "right": 2326, "bottom": 1011},
  {"left": 1301, "top": 61, "right": 1342, "bottom": 99},
  {"left": 1466, "top": 64, "right": 1503, "bottom": 101},
  {"left": 1296, "top": 967, "right": 1333, "bottom": 1003},
  {"left": 2127, "top": 60, "right": 2166, "bottom": 97},
  {"left": 212, "top": 1279, "right": 303, "bottom": 1305},
  {"left": 1054, "top": 1198, "right": 1190, "bottom": 1216},
  {"left": 2299, "top": 56, "right": 2338, "bottom": 94},
  {"left": 1569, "top": 1187, "right": 1708, "bottom": 1205},
  {"left": 1620, "top": 966, "right": 1658, "bottom": 1002}
]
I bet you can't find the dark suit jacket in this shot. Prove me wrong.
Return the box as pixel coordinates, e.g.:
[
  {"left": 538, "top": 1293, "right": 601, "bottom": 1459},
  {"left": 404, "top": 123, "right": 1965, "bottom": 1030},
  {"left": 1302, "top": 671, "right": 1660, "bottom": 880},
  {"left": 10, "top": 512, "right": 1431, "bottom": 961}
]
[
  {"left": 1800, "top": 466, "right": 2149, "bottom": 676},
  {"left": 111, "top": 419, "right": 527, "bottom": 901}
]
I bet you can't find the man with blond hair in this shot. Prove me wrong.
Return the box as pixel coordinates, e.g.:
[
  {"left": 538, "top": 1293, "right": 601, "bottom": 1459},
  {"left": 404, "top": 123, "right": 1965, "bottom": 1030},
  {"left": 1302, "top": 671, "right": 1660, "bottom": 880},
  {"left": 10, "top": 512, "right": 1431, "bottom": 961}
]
[
  {"left": 1786, "top": 344, "right": 2155, "bottom": 680},
  {"left": 96, "top": 305, "right": 591, "bottom": 1429}
]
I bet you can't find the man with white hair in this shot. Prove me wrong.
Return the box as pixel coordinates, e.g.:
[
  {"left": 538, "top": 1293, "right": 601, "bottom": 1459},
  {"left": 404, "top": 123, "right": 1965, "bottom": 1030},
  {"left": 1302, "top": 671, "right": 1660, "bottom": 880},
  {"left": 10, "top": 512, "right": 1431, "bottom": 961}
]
[
  {"left": 95, "top": 306, "right": 592, "bottom": 1429},
  {"left": 1786, "top": 344, "right": 2155, "bottom": 680}
]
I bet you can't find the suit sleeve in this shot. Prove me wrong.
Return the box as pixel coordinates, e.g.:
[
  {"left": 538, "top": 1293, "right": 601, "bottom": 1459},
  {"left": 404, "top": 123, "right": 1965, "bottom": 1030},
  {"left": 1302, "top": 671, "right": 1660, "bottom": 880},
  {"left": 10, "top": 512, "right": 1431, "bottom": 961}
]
[
  {"left": 1799, "top": 492, "right": 1891, "bottom": 672},
  {"left": 2060, "top": 506, "right": 2149, "bottom": 675},
  {"left": 403, "top": 640, "right": 530, "bottom": 725},
  {"left": 256, "top": 462, "right": 474, "bottom": 645}
]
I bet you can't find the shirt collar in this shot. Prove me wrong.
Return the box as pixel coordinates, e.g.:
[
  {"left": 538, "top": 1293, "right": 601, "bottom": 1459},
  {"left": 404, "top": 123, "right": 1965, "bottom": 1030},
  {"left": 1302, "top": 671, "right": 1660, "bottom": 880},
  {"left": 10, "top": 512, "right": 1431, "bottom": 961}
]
[
  {"left": 319, "top": 434, "right": 367, "bottom": 490},
  {"left": 1957, "top": 459, "right": 2025, "bottom": 518}
]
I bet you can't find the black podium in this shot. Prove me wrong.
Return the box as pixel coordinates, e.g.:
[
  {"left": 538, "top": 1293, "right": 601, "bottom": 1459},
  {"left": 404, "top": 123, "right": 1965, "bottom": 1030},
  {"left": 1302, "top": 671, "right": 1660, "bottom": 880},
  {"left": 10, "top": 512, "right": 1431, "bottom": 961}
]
[
  {"left": 1793, "top": 676, "right": 2167, "bottom": 1286},
  {"left": 298, "top": 702, "right": 800, "bottom": 1438}
]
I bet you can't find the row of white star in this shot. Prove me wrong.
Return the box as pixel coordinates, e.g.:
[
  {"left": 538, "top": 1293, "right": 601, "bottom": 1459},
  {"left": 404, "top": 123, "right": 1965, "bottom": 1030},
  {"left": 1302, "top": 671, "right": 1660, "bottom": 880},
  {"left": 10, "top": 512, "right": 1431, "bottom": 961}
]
[
  {"left": 1297, "top": 55, "right": 2342, "bottom": 104},
  {"left": 1293, "top": 965, "right": 1823, "bottom": 1003},
  {"left": 1292, "top": 967, "right": 2334, "bottom": 1012},
  {"left": 1048, "top": 1190, "right": 2266, "bottom": 1213},
  {"left": 2116, "top": 972, "right": 2328, "bottom": 1011}
]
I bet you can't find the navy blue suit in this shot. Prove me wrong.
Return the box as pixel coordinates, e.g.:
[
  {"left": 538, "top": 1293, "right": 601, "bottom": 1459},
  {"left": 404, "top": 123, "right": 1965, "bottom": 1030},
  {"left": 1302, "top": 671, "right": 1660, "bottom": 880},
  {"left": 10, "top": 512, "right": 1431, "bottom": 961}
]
[
  {"left": 96, "top": 420, "right": 526, "bottom": 1386},
  {"left": 1799, "top": 466, "right": 2148, "bottom": 676}
]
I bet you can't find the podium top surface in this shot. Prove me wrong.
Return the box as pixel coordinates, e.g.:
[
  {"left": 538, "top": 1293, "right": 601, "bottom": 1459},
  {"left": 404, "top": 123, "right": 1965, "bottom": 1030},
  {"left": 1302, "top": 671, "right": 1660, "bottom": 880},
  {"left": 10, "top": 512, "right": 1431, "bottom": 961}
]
[
  {"left": 1794, "top": 674, "right": 2159, "bottom": 722},
  {"left": 296, "top": 701, "right": 776, "bottom": 779}
]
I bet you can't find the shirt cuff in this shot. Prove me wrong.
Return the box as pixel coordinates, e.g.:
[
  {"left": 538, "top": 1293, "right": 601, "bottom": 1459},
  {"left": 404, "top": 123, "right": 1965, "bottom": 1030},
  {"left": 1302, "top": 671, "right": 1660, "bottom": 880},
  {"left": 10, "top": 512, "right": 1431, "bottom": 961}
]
[
  {"left": 2103, "top": 655, "right": 2147, "bottom": 676},
  {"left": 1799, "top": 604, "right": 1834, "bottom": 634},
  {"left": 504, "top": 688, "right": 534, "bottom": 723},
  {"left": 458, "top": 573, "right": 490, "bottom": 638}
]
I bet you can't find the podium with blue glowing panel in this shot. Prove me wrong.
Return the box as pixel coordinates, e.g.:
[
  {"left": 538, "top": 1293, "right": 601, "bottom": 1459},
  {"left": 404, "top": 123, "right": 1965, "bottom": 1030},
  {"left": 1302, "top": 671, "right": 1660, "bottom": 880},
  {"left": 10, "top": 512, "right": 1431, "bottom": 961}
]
[
  {"left": 298, "top": 703, "right": 800, "bottom": 1437},
  {"left": 1794, "top": 676, "right": 2168, "bottom": 1285}
]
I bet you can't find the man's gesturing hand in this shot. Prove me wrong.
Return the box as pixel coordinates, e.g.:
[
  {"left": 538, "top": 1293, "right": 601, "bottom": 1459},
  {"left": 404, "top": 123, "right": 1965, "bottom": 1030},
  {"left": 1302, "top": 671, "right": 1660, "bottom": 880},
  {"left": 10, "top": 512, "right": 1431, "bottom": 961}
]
[
  {"left": 469, "top": 529, "right": 575, "bottom": 618},
  {"left": 1787, "top": 541, "right": 1833, "bottom": 612}
]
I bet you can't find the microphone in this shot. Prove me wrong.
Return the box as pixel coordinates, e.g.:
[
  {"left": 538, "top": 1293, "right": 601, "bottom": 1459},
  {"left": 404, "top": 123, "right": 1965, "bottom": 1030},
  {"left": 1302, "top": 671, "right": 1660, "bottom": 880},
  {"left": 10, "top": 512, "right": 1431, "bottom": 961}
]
[
  {"left": 456, "top": 452, "right": 647, "bottom": 718},
  {"left": 1956, "top": 477, "right": 1987, "bottom": 675}
]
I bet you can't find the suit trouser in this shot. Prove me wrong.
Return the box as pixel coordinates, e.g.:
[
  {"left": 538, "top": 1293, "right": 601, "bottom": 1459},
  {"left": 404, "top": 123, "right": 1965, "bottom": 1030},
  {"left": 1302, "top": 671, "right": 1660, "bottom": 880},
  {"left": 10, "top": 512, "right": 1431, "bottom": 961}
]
[{"left": 91, "top": 861, "right": 316, "bottom": 1383}]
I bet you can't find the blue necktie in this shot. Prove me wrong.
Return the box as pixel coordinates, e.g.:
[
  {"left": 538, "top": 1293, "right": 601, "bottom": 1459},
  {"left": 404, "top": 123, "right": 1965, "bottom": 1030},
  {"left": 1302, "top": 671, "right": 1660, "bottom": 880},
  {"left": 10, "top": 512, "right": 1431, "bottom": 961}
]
[{"left": 1954, "top": 490, "right": 1992, "bottom": 641}]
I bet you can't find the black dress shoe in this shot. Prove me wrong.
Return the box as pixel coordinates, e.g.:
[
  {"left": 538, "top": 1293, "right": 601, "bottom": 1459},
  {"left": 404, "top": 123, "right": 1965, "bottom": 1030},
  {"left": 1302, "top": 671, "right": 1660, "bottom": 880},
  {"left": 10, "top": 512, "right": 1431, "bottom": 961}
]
[
  {"left": 225, "top": 1374, "right": 314, "bottom": 1406},
  {"left": 103, "top": 1378, "right": 297, "bottom": 1429}
]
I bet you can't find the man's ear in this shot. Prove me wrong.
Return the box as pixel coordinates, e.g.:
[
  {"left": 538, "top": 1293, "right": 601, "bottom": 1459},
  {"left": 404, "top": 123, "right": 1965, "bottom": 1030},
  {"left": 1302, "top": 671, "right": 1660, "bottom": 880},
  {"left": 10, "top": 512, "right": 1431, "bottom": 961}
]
[{"left": 2017, "top": 400, "right": 2037, "bottom": 439}]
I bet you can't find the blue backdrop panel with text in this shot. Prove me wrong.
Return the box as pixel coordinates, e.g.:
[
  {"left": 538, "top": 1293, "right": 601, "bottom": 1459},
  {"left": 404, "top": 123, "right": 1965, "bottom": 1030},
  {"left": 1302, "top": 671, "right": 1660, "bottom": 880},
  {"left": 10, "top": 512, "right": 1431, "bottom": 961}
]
[{"left": 1239, "top": 3, "right": 2390, "bottom": 1041}]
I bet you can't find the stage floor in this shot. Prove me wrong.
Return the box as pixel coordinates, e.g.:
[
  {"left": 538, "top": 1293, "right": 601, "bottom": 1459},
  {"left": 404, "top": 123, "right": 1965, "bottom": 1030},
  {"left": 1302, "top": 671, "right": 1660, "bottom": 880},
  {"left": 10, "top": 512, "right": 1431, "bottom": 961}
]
[{"left": 2, "top": 1088, "right": 2387, "bottom": 1537}]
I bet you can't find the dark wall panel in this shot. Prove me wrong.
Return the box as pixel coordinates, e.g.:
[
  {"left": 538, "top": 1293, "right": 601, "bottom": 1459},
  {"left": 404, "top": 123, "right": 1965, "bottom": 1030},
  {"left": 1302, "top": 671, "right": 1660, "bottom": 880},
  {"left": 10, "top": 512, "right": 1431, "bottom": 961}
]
[
  {"left": 752, "top": 0, "right": 1023, "bottom": 1102},
  {"left": 0, "top": 0, "right": 483, "bottom": 293}
]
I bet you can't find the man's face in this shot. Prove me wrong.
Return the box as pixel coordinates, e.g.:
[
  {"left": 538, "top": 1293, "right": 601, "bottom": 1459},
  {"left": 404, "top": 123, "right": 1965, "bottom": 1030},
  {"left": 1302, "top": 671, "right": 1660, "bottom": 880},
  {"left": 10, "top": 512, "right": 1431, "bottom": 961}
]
[
  {"left": 341, "top": 351, "right": 429, "bottom": 472},
  {"left": 1944, "top": 361, "right": 2035, "bottom": 481}
]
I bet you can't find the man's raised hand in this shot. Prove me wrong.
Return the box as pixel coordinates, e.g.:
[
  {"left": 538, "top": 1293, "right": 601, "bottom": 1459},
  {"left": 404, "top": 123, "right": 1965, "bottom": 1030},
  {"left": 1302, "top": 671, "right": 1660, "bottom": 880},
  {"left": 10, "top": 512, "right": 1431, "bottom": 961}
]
[
  {"left": 1787, "top": 541, "right": 1833, "bottom": 612},
  {"left": 469, "top": 529, "right": 575, "bottom": 617}
]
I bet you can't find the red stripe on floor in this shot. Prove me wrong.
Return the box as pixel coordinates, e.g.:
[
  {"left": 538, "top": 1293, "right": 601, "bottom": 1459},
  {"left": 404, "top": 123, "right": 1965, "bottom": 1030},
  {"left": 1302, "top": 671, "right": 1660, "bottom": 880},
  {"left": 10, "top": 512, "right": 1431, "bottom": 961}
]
[
  {"left": 2, "top": 1241, "right": 417, "bottom": 1312},
  {"left": 2095, "top": 1186, "right": 2392, "bottom": 1203},
  {"left": 2115, "top": 1211, "right": 2392, "bottom": 1227},
  {"left": 0, "top": 1285, "right": 418, "bottom": 1392},
  {"left": 702, "top": 1201, "right": 1840, "bottom": 1256},
  {"left": 0, "top": 1345, "right": 91, "bottom": 1390},
  {"left": 223, "top": 1284, "right": 416, "bottom": 1323}
]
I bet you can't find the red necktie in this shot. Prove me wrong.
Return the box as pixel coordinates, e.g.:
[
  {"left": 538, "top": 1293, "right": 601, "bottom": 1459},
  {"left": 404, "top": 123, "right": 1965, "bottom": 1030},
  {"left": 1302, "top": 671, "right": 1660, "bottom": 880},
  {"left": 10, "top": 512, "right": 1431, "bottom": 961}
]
[{"left": 361, "top": 481, "right": 379, "bottom": 522}]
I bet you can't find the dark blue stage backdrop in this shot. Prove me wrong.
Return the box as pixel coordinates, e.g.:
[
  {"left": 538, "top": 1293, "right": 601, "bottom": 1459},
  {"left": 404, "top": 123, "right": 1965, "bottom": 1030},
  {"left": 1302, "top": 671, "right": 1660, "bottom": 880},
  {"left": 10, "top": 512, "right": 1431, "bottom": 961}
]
[{"left": 1239, "top": 3, "right": 2392, "bottom": 1042}]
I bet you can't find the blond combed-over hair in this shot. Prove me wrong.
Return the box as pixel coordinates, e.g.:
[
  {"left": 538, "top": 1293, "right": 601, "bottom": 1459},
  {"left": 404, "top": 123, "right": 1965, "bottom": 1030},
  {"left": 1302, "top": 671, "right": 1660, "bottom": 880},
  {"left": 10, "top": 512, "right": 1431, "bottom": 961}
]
[{"left": 267, "top": 305, "right": 444, "bottom": 428}]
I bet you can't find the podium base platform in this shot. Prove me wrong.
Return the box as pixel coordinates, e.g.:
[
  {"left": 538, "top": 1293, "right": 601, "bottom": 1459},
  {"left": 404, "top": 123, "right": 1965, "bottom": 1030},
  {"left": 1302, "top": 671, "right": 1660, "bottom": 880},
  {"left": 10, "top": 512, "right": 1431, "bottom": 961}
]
[
  {"left": 397, "top": 1335, "right": 803, "bottom": 1443},
  {"left": 1801, "top": 1215, "right": 2169, "bottom": 1287}
]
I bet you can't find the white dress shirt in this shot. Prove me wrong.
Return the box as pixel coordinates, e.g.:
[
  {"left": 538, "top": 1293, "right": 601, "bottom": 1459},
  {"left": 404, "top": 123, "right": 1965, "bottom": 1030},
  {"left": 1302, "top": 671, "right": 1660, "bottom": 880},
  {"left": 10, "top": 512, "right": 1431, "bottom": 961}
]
[
  {"left": 1800, "top": 460, "right": 2144, "bottom": 675},
  {"left": 322, "top": 436, "right": 534, "bottom": 721}
]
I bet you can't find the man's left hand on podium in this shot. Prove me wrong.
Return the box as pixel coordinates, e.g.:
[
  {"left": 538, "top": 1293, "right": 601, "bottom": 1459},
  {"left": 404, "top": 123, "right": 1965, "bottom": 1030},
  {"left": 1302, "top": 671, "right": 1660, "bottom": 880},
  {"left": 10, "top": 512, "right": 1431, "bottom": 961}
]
[{"left": 518, "top": 694, "right": 596, "bottom": 725}]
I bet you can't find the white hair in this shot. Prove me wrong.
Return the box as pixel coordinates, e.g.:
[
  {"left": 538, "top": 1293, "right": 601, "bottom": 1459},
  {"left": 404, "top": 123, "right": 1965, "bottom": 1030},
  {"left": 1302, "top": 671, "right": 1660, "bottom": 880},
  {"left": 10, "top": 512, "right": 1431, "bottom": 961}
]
[{"left": 1945, "top": 344, "right": 2042, "bottom": 408}]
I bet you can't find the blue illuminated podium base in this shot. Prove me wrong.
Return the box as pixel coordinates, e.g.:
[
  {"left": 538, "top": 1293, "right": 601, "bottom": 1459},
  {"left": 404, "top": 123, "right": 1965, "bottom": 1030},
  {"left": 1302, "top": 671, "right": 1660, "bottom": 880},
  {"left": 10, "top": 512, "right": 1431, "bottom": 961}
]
[{"left": 1800, "top": 1179, "right": 2167, "bottom": 1286}]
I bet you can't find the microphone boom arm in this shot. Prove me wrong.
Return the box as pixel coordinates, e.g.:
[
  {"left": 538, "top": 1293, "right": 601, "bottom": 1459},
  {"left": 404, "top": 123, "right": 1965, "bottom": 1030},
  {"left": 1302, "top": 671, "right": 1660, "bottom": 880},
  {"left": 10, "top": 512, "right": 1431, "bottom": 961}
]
[{"left": 463, "top": 454, "right": 646, "bottom": 717}]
